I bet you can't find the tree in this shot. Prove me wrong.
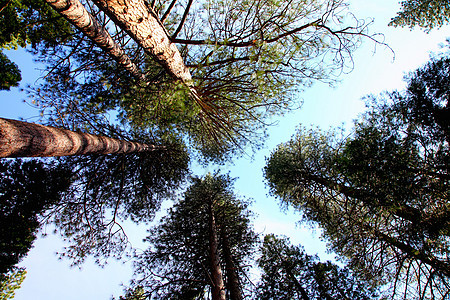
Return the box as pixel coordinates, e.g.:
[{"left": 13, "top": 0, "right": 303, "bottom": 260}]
[
  {"left": 45, "top": 0, "right": 146, "bottom": 80},
  {"left": 1, "top": 116, "right": 191, "bottom": 264},
  {"left": 47, "top": 129, "right": 190, "bottom": 265},
  {"left": 257, "top": 234, "right": 380, "bottom": 300},
  {"left": 264, "top": 57, "right": 449, "bottom": 298},
  {"left": 26, "top": 0, "right": 385, "bottom": 158},
  {"left": 391, "top": 56, "right": 449, "bottom": 143},
  {"left": 0, "top": 159, "right": 71, "bottom": 275},
  {"left": 0, "top": 117, "right": 160, "bottom": 158},
  {"left": 389, "top": 0, "right": 450, "bottom": 31},
  {"left": 0, "top": 0, "right": 73, "bottom": 83},
  {"left": 0, "top": 267, "right": 27, "bottom": 300},
  {"left": 128, "top": 174, "right": 258, "bottom": 299},
  {"left": 0, "top": 52, "right": 21, "bottom": 90},
  {"left": 92, "top": 0, "right": 192, "bottom": 83}
]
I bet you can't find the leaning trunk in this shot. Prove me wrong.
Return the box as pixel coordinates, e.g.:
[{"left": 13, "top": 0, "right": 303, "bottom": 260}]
[
  {"left": 303, "top": 172, "right": 428, "bottom": 230},
  {"left": 281, "top": 262, "right": 310, "bottom": 300},
  {"left": 222, "top": 232, "right": 242, "bottom": 300},
  {"left": 91, "top": 0, "right": 192, "bottom": 83},
  {"left": 362, "top": 222, "right": 450, "bottom": 278},
  {"left": 0, "top": 118, "right": 156, "bottom": 158},
  {"left": 45, "top": 0, "right": 145, "bottom": 81},
  {"left": 208, "top": 201, "right": 226, "bottom": 300}
]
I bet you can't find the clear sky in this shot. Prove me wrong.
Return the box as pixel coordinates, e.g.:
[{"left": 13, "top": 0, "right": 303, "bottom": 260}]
[{"left": 2, "top": 0, "right": 449, "bottom": 298}]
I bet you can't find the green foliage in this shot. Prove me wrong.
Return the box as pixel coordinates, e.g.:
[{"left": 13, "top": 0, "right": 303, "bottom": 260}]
[
  {"left": 49, "top": 131, "right": 191, "bottom": 265},
  {"left": 389, "top": 0, "right": 450, "bottom": 31},
  {"left": 264, "top": 55, "right": 450, "bottom": 298},
  {"left": 0, "top": 0, "right": 72, "bottom": 49},
  {"left": 27, "top": 0, "right": 381, "bottom": 161},
  {"left": 0, "top": 51, "right": 21, "bottom": 90},
  {"left": 0, "top": 0, "right": 73, "bottom": 86},
  {"left": 392, "top": 56, "right": 449, "bottom": 143},
  {"left": 0, "top": 267, "right": 26, "bottom": 300},
  {"left": 129, "top": 174, "right": 257, "bottom": 299},
  {"left": 115, "top": 286, "right": 147, "bottom": 300},
  {"left": 257, "top": 234, "right": 380, "bottom": 299},
  {"left": 0, "top": 159, "right": 71, "bottom": 275}
]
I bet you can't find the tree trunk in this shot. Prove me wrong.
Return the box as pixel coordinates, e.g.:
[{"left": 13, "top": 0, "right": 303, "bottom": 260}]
[
  {"left": 0, "top": 118, "right": 156, "bottom": 157},
  {"left": 303, "top": 172, "right": 426, "bottom": 228},
  {"left": 281, "top": 262, "right": 310, "bottom": 300},
  {"left": 45, "top": 0, "right": 145, "bottom": 81},
  {"left": 221, "top": 232, "right": 242, "bottom": 300},
  {"left": 363, "top": 223, "right": 450, "bottom": 278},
  {"left": 208, "top": 201, "right": 226, "bottom": 300},
  {"left": 91, "top": 0, "right": 192, "bottom": 83}
]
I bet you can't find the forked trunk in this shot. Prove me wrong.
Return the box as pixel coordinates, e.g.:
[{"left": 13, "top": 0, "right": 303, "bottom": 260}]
[
  {"left": 45, "top": 0, "right": 145, "bottom": 80},
  {"left": 0, "top": 118, "right": 156, "bottom": 157},
  {"left": 208, "top": 201, "right": 226, "bottom": 300},
  {"left": 222, "top": 232, "right": 243, "bottom": 300},
  {"left": 91, "top": 0, "right": 192, "bottom": 83}
]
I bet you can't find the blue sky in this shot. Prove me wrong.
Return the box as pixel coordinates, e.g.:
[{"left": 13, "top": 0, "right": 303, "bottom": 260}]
[{"left": 2, "top": 0, "right": 449, "bottom": 298}]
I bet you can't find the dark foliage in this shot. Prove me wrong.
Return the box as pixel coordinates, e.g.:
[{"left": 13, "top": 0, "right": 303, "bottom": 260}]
[
  {"left": 0, "top": 51, "right": 21, "bottom": 90},
  {"left": 257, "top": 234, "right": 380, "bottom": 300},
  {"left": 0, "top": 159, "right": 71, "bottom": 275},
  {"left": 128, "top": 174, "right": 257, "bottom": 299},
  {"left": 264, "top": 55, "right": 449, "bottom": 298}
]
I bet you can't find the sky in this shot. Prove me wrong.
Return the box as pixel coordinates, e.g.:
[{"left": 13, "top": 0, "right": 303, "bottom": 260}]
[{"left": 1, "top": 0, "right": 449, "bottom": 298}]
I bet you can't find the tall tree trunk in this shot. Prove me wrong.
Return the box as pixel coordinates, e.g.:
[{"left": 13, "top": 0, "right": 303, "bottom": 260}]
[
  {"left": 362, "top": 222, "right": 450, "bottom": 278},
  {"left": 221, "top": 231, "right": 242, "bottom": 300},
  {"left": 302, "top": 172, "right": 431, "bottom": 230},
  {"left": 91, "top": 0, "right": 192, "bottom": 83},
  {"left": 0, "top": 118, "right": 157, "bottom": 157},
  {"left": 208, "top": 201, "right": 226, "bottom": 300},
  {"left": 45, "top": 0, "right": 145, "bottom": 81},
  {"left": 281, "top": 261, "right": 310, "bottom": 300}
]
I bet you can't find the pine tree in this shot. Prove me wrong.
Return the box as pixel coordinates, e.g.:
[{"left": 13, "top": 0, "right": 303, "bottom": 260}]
[
  {"left": 128, "top": 174, "right": 257, "bottom": 299},
  {"left": 264, "top": 55, "right": 449, "bottom": 298}
]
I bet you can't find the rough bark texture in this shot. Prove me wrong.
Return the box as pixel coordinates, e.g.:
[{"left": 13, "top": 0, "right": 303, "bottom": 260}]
[
  {"left": 45, "top": 0, "right": 145, "bottom": 80},
  {"left": 208, "top": 202, "right": 226, "bottom": 300},
  {"left": 0, "top": 118, "right": 155, "bottom": 157},
  {"left": 91, "top": 0, "right": 192, "bottom": 83}
]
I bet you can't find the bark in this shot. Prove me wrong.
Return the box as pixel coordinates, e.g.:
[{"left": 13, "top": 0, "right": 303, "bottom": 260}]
[
  {"left": 281, "top": 262, "right": 310, "bottom": 300},
  {"left": 0, "top": 118, "right": 157, "bottom": 157},
  {"left": 222, "top": 232, "right": 242, "bottom": 300},
  {"left": 91, "top": 0, "right": 192, "bottom": 83},
  {"left": 208, "top": 201, "right": 226, "bottom": 300},
  {"left": 45, "top": 0, "right": 145, "bottom": 81},
  {"left": 301, "top": 172, "right": 426, "bottom": 227},
  {"left": 365, "top": 224, "right": 450, "bottom": 278}
]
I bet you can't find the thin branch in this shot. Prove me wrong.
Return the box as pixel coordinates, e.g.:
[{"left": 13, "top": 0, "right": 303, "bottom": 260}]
[
  {"left": 160, "top": 0, "right": 177, "bottom": 24},
  {"left": 171, "top": 0, "right": 193, "bottom": 39}
]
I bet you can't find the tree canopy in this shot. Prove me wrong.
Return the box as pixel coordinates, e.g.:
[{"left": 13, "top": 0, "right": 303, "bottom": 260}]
[
  {"left": 0, "top": 52, "right": 21, "bottom": 90},
  {"left": 264, "top": 55, "right": 449, "bottom": 299},
  {"left": 18, "top": 0, "right": 384, "bottom": 159},
  {"left": 389, "top": 0, "right": 450, "bottom": 31},
  {"left": 0, "top": 159, "right": 71, "bottom": 275},
  {"left": 127, "top": 174, "right": 257, "bottom": 299},
  {"left": 257, "top": 234, "right": 380, "bottom": 300},
  {"left": 0, "top": 267, "right": 27, "bottom": 300},
  {"left": 48, "top": 132, "right": 190, "bottom": 265},
  {"left": 0, "top": 0, "right": 73, "bottom": 84}
]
